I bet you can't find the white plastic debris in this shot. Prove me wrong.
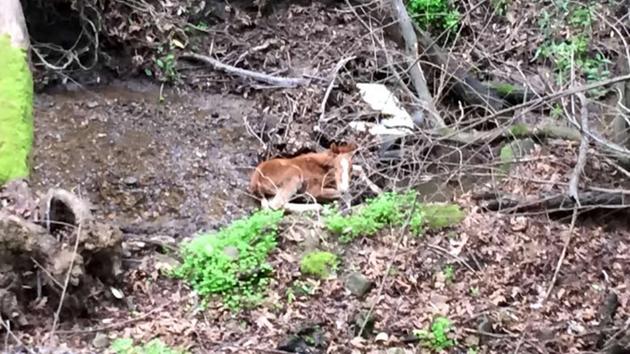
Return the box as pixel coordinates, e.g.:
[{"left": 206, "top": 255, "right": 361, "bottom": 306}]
[{"left": 352, "top": 83, "right": 414, "bottom": 137}]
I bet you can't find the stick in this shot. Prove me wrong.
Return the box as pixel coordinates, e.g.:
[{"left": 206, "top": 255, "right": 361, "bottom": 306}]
[
  {"left": 543, "top": 206, "right": 578, "bottom": 303},
  {"left": 181, "top": 52, "right": 310, "bottom": 88},
  {"left": 352, "top": 165, "right": 383, "bottom": 195},
  {"left": 568, "top": 93, "right": 589, "bottom": 203},
  {"left": 319, "top": 56, "right": 356, "bottom": 123}
]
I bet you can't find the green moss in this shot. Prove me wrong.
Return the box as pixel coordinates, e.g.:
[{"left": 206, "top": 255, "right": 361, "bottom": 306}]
[
  {"left": 499, "top": 144, "right": 514, "bottom": 172},
  {"left": 509, "top": 123, "right": 529, "bottom": 138},
  {"left": 0, "top": 34, "right": 33, "bottom": 184},
  {"left": 494, "top": 82, "right": 516, "bottom": 95},
  {"left": 300, "top": 251, "right": 339, "bottom": 279},
  {"left": 418, "top": 203, "right": 465, "bottom": 229}
]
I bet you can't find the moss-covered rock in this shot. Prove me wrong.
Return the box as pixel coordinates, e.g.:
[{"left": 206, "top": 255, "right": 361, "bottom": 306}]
[
  {"left": 300, "top": 251, "right": 339, "bottom": 279},
  {"left": 0, "top": 34, "right": 33, "bottom": 184},
  {"left": 419, "top": 203, "right": 465, "bottom": 230}
]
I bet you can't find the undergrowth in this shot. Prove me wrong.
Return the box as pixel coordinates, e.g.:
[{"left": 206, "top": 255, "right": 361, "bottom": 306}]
[
  {"left": 413, "top": 316, "right": 456, "bottom": 351},
  {"left": 109, "top": 338, "right": 187, "bottom": 354},
  {"left": 172, "top": 209, "right": 284, "bottom": 311},
  {"left": 407, "top": 0, "right": 460, "bottom": 34},
  {"left": 324, "top": 191, "right": 465, "bottom": 243},
  {"left": 534, "top": 1, "right": 610, "bottom": 93}
]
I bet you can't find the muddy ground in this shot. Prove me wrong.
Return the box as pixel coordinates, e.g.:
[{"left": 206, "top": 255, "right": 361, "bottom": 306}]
[
  {"left": 4, "top": 0, "right": 630, "bottom": 353},
  {"left": 32, "top": 79, "right": 262, "bottom": 236}
]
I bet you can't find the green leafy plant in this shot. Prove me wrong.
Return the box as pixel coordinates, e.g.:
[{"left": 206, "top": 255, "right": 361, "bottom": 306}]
[
  {"left": 491, "top": 0, "right": 509, "bottom": 15},
  {"left": 533, "top": 2, "right": 610, "bottom": 92},
  {"left": 286, "top": 280, "right": 316, "bottom": 303},
  {"left": 110, "top": 338, "right": 187, "bottom": 354},
  {"left": 413, "top": 316, "right": 456, "bottom": 351},
  {"left": 442, "top": 264, "right": 455, "bottom": 282},
  {"left": 324, "top": 191, "right": 464, "bottom": 242},
  {"left": 407, "top": 0, "right": 460, "bottom": 33},
  {"left": 152, "top": 45, "right": 179, "bottom": 83},
  {"left": 172, "top": 209, "right": 284, "bottom": 310},
  {"left": 300, "top": 251, "right": 339, "bottom": 278},
  {"left": 469, "top": 286, "right": 480, "bottom": 297}
]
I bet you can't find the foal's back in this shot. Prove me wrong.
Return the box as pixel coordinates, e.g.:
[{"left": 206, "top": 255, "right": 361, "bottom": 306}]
[{"left": 249, "top": 150, "right": 337, "bottom": 197}]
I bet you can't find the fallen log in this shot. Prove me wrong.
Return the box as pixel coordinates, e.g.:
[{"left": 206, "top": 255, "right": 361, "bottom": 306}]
[{"left": 474, "top": 190, "right": 630, "bottom": 213}]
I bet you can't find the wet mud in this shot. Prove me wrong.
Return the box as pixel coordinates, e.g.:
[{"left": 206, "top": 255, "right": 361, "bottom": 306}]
[{"left": 32, "top": 79, "right": 263, "bottom": 236}]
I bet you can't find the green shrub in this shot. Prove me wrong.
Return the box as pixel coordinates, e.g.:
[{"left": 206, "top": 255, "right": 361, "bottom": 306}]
[
  {"left": 300, "top": 251, "right": 339, "bottom": 279},
  {"left": 324, "top": 191, "right": 465, "bottom": 242},
  {"left": 172, "top": 209, "right": 284, "bottom": 310}
]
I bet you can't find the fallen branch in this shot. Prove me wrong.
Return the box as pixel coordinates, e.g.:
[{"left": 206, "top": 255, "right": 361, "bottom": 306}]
[
  {"left": 318, "top": 56, "right": 356, "bottom": 124},
  {"left": 474, "top": 190, "right": 630, "bottom": 213},
  {"left": 389, "top": 0, "right": 439, "bottom": 126},
  {"left": 568, "top": 93, "right": 589, "bottom": 203},
  {"left": 181, "top": 52, "right": 310, "bottom": 88}
]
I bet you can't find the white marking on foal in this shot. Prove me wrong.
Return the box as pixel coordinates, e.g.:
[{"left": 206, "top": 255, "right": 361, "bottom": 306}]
[{"left": 339, "top": 156, "right": 350, "bottom": 192}]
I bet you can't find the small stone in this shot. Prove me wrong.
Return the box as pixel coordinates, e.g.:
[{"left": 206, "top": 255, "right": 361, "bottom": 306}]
[
  {"left": 92, "top": 333, "right": 109, "bottom": 348},
  {"left": 223, "top": 246, "right": 240, "bottom": 259},
  {"left": 154, "top": 253, "right": 181, "bottom": 272},
  {"left": 123, "top": 176, "right": 139, "bottom": 187},
  {"left": 86, "top": 101, "right": 99, "bottom": 109},
  {"left": 386, "top": 348, "right": 410, "bottom": 354},
  {"left": 345, "top": 272, "right": 373, "bottom": 297},
  {"left": 509, "top": 138, "right": 536, "bottom": 159}
]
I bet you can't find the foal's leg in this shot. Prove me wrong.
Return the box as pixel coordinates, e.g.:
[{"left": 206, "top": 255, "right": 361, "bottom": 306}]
[{"left": 267, "top": 175, "right": 303, "bottom": 210}]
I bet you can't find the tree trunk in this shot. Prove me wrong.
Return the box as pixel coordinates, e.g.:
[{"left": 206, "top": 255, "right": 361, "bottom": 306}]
[{"left": 0, "top": 0, "right": 33, "bottom": 185}]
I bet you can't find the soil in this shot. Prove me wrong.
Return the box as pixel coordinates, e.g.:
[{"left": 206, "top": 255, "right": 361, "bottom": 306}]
[
  {"left": 3, "top": 0, "right": 630, "bottom": 353},
  {"left": 32, "top": 79, "right": 262, "bottom": 235}
]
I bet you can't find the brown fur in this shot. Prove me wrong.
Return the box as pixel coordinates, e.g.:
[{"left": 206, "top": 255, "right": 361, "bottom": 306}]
[{"left": 249, "top": 143, "right": 358, "bottom": 209}]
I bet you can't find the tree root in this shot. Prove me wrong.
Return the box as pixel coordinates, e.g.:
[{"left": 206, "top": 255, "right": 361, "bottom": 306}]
[{"left": 0, "top": 182, "right": 123, "bottom": 328}]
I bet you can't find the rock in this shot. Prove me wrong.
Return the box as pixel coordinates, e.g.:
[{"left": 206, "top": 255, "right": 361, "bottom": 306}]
[
  {"left": 92, "top": 333, "right": 109, "bottom": 348},
  {"left": 123, "top": 176, "right": 139, "bottom": 187},
  {"left": 153, "top": 253, "right": 181, "bottom": 272},
  {"left": 509, "top": 138, "right": 536, "bottom": 158},
  {"left": 86, "top": 101, "right": 99, "bottom": 109},
  {"left": 345, "top": 272, "right": 373, "bottom": 297},
  {"left": 223, "top": 246, "right": 240, "bottom": 259},
  {"left": 386, "top": 348, "right": 411, "bottom": 354},
  {"left": 276, "top": 336, "right": 310, "bottom": 354}
]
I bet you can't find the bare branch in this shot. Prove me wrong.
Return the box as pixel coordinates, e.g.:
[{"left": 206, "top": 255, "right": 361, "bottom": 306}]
[
  {"left": 568, "top": 93, "right": 589, "bottom": 203},
  {"left": 181, "top": 52, "right": 310, "bottom": 88}
]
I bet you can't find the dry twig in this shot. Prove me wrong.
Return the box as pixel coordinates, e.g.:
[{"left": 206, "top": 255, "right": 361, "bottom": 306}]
[
  {"left": 181, "top": 52, "right": 310, "bottom": 88},
  {"left": 568, "top": 93, "right": 590, "bottom": 203}
]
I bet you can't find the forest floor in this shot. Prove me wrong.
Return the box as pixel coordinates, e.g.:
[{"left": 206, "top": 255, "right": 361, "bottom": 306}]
[{"left": 4, "top": 0, "right": 630, "bottom": 353}]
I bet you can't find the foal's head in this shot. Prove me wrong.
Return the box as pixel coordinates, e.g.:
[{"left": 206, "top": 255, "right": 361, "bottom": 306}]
[{"left": 329, "top": 142, "right": 358, "bottom": 193}]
